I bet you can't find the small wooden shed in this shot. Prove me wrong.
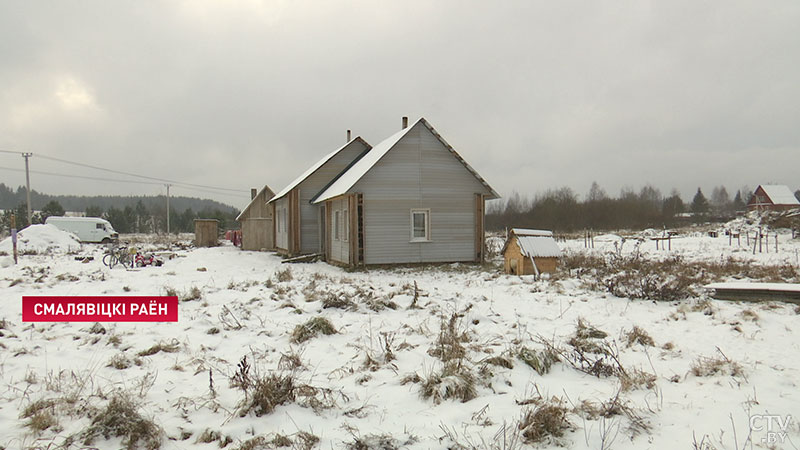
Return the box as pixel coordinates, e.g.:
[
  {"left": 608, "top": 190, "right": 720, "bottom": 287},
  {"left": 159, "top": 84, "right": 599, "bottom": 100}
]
[
  {"left": 194, "top": 219, "right": 219, "bottom": 247},
  {"left": 236, "top": 185, "right": 275, "bottom": 251},
  {"left": 502, "top": 228, "right": 560, "bottom": 276}
]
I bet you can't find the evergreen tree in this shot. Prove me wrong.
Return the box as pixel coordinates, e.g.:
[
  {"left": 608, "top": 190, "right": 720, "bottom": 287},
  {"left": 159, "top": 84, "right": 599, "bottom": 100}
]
[
  {"left": 39, "top": 200, "right": 65, "bottom": 222},
  {"left": 691, "top": 188, "right": 709, "bottom": 214},
  {"left": 105, "top": 207, "right": 130, "bottom": 233},
  {"left": 732, "top": 191, "right": 746, "bottom": 211},
  {"left": 662, "top": 192, "right": 684, "bottom": 217},
  {"left": 85, "top": 205, "right": 104, "bottom": 218},
  {"left": 710, "top": 186, "right": 731, "bottom": 213}
]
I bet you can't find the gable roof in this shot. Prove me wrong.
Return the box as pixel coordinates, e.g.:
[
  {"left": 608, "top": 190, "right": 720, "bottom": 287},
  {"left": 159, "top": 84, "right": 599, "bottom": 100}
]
[
  {"left": 311, "top": 118, "right": 499, "bottom": 204},
  {"left": 270, "top": 136, "right": 371, "bottom": 203},
  {"left": 757, "top": 185, "right": 799, "bottom": 206},
  {"left": 501, "top": 228, "right": 561, "bottom": 258},
  {"left": 236, "top": 185, "right": 275, "bottom": 221}
]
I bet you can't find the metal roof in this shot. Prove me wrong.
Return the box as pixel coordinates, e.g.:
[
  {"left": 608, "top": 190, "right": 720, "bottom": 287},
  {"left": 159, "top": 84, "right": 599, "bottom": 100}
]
[
  {"left": 502, "top": 228, "right": 561, "bottom": 258},
  {"left": 759, "top": 185, "right": 799, "bottom": 206},
  {"left": 311, "top": 118, "right": 499, "bottom": 203},
  {"left": 270, "top": 137, "right": 371, "bottom": 203},
  {"left": 510, "top": 228, "right": 553, "bottom": 237},
  {"left": 516, "top": 235, "right": 561, "bottom": 258}
]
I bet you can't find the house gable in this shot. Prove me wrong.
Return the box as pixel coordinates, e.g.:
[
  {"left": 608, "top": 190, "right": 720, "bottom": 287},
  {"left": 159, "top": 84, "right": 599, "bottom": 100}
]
[
  {"left": 343, "top": 121, "right": 494, "bottom": 264},
  {"left": 236, "top": 185, "right": 275, "bottom": 222},
  {"left": 312, "top": 118, "right": 497, "bottom": 204}
]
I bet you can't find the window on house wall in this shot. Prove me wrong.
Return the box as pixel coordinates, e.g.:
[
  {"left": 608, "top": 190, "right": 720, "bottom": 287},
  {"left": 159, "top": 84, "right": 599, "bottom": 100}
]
[
  {"left": 410, "top": 209, "right": 430, "bottom": 242},
  {"left": 334, "top": 210, "right": 340, "bottom": 241},
  {"left": 343, "top": 208, "right": 349, "bottom": 242}
]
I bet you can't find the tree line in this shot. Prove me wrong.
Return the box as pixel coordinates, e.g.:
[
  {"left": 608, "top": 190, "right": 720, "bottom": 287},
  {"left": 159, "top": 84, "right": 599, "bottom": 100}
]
[
  {"left": 485, "top": 183, "right": 777, "bottom": 232},
  {"left": 0, "top": 183, "right": 238, "bottom": 216},
  {"left": 1, "top": 198, "right": 240, "bottom": 234}
]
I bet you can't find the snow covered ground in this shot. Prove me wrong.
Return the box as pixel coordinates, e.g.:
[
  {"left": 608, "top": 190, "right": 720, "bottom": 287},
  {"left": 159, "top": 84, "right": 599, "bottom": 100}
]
[{"left": 1, "top": 225, "right": 799, "bottom": 449}]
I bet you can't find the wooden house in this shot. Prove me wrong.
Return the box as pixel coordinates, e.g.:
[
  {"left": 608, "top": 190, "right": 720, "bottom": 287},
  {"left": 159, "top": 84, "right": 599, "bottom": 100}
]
[
  {"left": 502, "top": 229, "right": 560, "bottom": 276},
  {"left": 747, "top": 185, "right": 800, "bottom": 212},
  {"left": 236, "top": 185, "right": 275, "bottom": 251},
  {"left": 269, "top": 136, "right": 371, "bottom": 256},
  {"left": 311, "top": 117, "right": 499, "bottom": 266}
]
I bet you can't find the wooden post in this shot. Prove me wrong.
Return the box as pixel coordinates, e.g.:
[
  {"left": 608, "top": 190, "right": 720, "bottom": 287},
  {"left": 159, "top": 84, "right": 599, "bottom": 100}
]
[
  {"left": 746, "top": 231, "right": 749, "bottom": 246},
  {"left": 11, "top": 213, "right": 18, "bottom": 264},
  {"left": 758, "top": 227, "right": 762, "bottom": 253},
  {"left": 668, "top": 235, "right": 671, "bottom": 251},
  {"left": 775, "top": 233, "right": 778, "bottom": 253},
  {"left": 737, "top": 232, "right": 740, "bottom": 247}
]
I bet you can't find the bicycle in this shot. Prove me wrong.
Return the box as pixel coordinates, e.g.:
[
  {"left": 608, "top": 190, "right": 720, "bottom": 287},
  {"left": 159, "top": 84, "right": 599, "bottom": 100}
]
[{"left": 103, "top": 244, "right": 133, "bottom": 269}]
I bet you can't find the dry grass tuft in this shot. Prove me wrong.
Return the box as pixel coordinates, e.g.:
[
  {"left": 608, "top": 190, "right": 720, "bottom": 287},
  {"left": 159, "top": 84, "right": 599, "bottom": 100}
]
[
  {"left": 291, "top": 317, "right": 337, "bottom": 343},
  {"left": 416, "top": 362, "right": 477, "bottom": 404},
  {"left": 623, "top": 326, "right": 655, "bottom": 347},
  {"left": 322, "top": 292, "right": 357, "bottom": 310},
  {"left": 239, "top": 373, "right": 296, "bottom": 417},
  {"left": 517, "top": 346, "right": 559, "bottom": 375},
  {"left": 275, "top": 267, "right": 293, "bottom": 283},
  {"left": 690, "top": 350, "right": 745, "bottom": 378},
  {"left": 108, "top": 353, "right": 133, "bottom": 370},
  {"left": 518, "top": 399, "right": 571, "bottom": 444},
  {"left": 428, "top": 312, "right": 470, "bottom": 363},
  {"left": 80, "top": 392, "right": 163, "bottom": 450},
  {"left": 138, "top": 339, "right": 180, "bottom": 357}
]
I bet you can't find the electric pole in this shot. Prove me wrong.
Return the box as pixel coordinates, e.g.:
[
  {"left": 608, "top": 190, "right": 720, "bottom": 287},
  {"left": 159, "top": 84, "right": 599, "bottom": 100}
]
[
  {"left": 166, "top": 184, "right": 171, "bottom": 235},
  {"left": 22, "top": 153, "right": 32, "bottom": 226}
]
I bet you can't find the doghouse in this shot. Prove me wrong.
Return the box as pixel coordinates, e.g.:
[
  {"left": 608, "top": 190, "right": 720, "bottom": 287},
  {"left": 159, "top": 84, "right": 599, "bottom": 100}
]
[{"left": 502, "top": 228, "right": 560, "bottom": 276}]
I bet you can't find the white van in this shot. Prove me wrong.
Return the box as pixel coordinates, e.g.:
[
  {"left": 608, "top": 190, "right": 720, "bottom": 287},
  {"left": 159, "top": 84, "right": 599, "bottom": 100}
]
[{"left": 45, "top": 216, "right": 119, "bottom": 244}]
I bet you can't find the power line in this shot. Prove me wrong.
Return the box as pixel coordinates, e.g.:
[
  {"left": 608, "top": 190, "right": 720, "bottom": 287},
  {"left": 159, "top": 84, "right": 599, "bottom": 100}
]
[
  {"left": 0, "top": 166, "right": 165, "bottom": 185},
  {"left": 34, "top": 153, "right": 248, "bottom": 193},
  {"left": 0, "top": 166, "right": 249, "bottom": 199},
  {"left": 0, "top": 149, "right": 249, "bottom": 193}
]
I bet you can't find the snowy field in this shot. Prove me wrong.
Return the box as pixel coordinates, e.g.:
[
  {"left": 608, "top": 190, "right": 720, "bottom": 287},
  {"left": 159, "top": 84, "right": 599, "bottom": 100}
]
[{"left": 1, "top": 225, "right": 799, "bottom": 450}]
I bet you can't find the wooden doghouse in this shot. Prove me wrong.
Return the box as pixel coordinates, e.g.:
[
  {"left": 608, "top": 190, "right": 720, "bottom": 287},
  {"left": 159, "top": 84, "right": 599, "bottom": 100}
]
[
  {"left": 194, "top": 219, "right": 219, "bottom": 247},
  {"left": 502, "top": 228, "right": 560, "bottom": 276}
]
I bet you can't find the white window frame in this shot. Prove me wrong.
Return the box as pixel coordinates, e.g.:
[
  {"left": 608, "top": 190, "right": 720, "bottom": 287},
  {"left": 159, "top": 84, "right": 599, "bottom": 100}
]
[
  {"left": 333, "top": 210, "right": 340, "bottom": 241},
  {"left": 410, "top": 209, "right": 431, "bottom": 242}
]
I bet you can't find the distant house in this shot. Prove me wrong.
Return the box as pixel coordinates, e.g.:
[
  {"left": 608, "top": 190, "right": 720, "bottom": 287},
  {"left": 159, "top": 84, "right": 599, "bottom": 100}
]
[
  {"left": 312, "top": 118, "right": 498, "bottom": 266},
  {"left": 747, "top": 185, "right": 800, "bottom": 212},
  {"left": 236, "top": 185, "right": 275, "bottom": 251},
  {"left": 502, "top": 229, "right": 561, "bottom": 276},
  {"left": 269, "top": 136, "right": 371, "bottom": 256}
]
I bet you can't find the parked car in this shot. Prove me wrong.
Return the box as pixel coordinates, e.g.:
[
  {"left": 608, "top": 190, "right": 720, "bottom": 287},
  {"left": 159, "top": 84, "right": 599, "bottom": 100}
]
[{"left": 45, "top": 216, "right": 119, "bottom": 244}]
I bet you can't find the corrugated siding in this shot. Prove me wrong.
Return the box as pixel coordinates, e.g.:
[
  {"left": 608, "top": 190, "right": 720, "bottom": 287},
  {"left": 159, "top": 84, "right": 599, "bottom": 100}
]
[
  {"left": 274, "top": 197, "right": 289, "bottom": 251},
  {"left": 297, "top": 140, "right": 369, "bottom": 254},
  {"left": 354, "top": 123, "right": 493, "bottom": 264},
  {"left": 328, "top": 196, "right": 350, "bottom": 263}
]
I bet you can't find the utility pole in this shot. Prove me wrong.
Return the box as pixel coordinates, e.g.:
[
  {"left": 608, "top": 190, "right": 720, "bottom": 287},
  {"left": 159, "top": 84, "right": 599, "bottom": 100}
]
[
  {"left": 165, "top": 184, "right": 171, "bottom": 235},
  {"left": 22, "top": 153, "right": 32, "bottom": 226}
]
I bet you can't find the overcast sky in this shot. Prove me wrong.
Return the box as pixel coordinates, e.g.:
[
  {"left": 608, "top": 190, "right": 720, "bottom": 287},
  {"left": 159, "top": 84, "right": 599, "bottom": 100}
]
[{"left": 1, "top": 1, "right": 798, "bottom": 209}]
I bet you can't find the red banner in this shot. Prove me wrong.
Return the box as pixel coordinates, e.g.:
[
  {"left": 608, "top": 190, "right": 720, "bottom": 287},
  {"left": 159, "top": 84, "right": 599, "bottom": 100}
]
[{"left": 22, "top": 296, "right": 178, "bottom": 322}]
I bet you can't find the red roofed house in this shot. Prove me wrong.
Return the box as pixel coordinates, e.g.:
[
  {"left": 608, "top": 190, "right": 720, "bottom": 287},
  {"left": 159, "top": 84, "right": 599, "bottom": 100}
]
[{"left": 747, "top": 185, "right": 800, "bottom": 212}]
